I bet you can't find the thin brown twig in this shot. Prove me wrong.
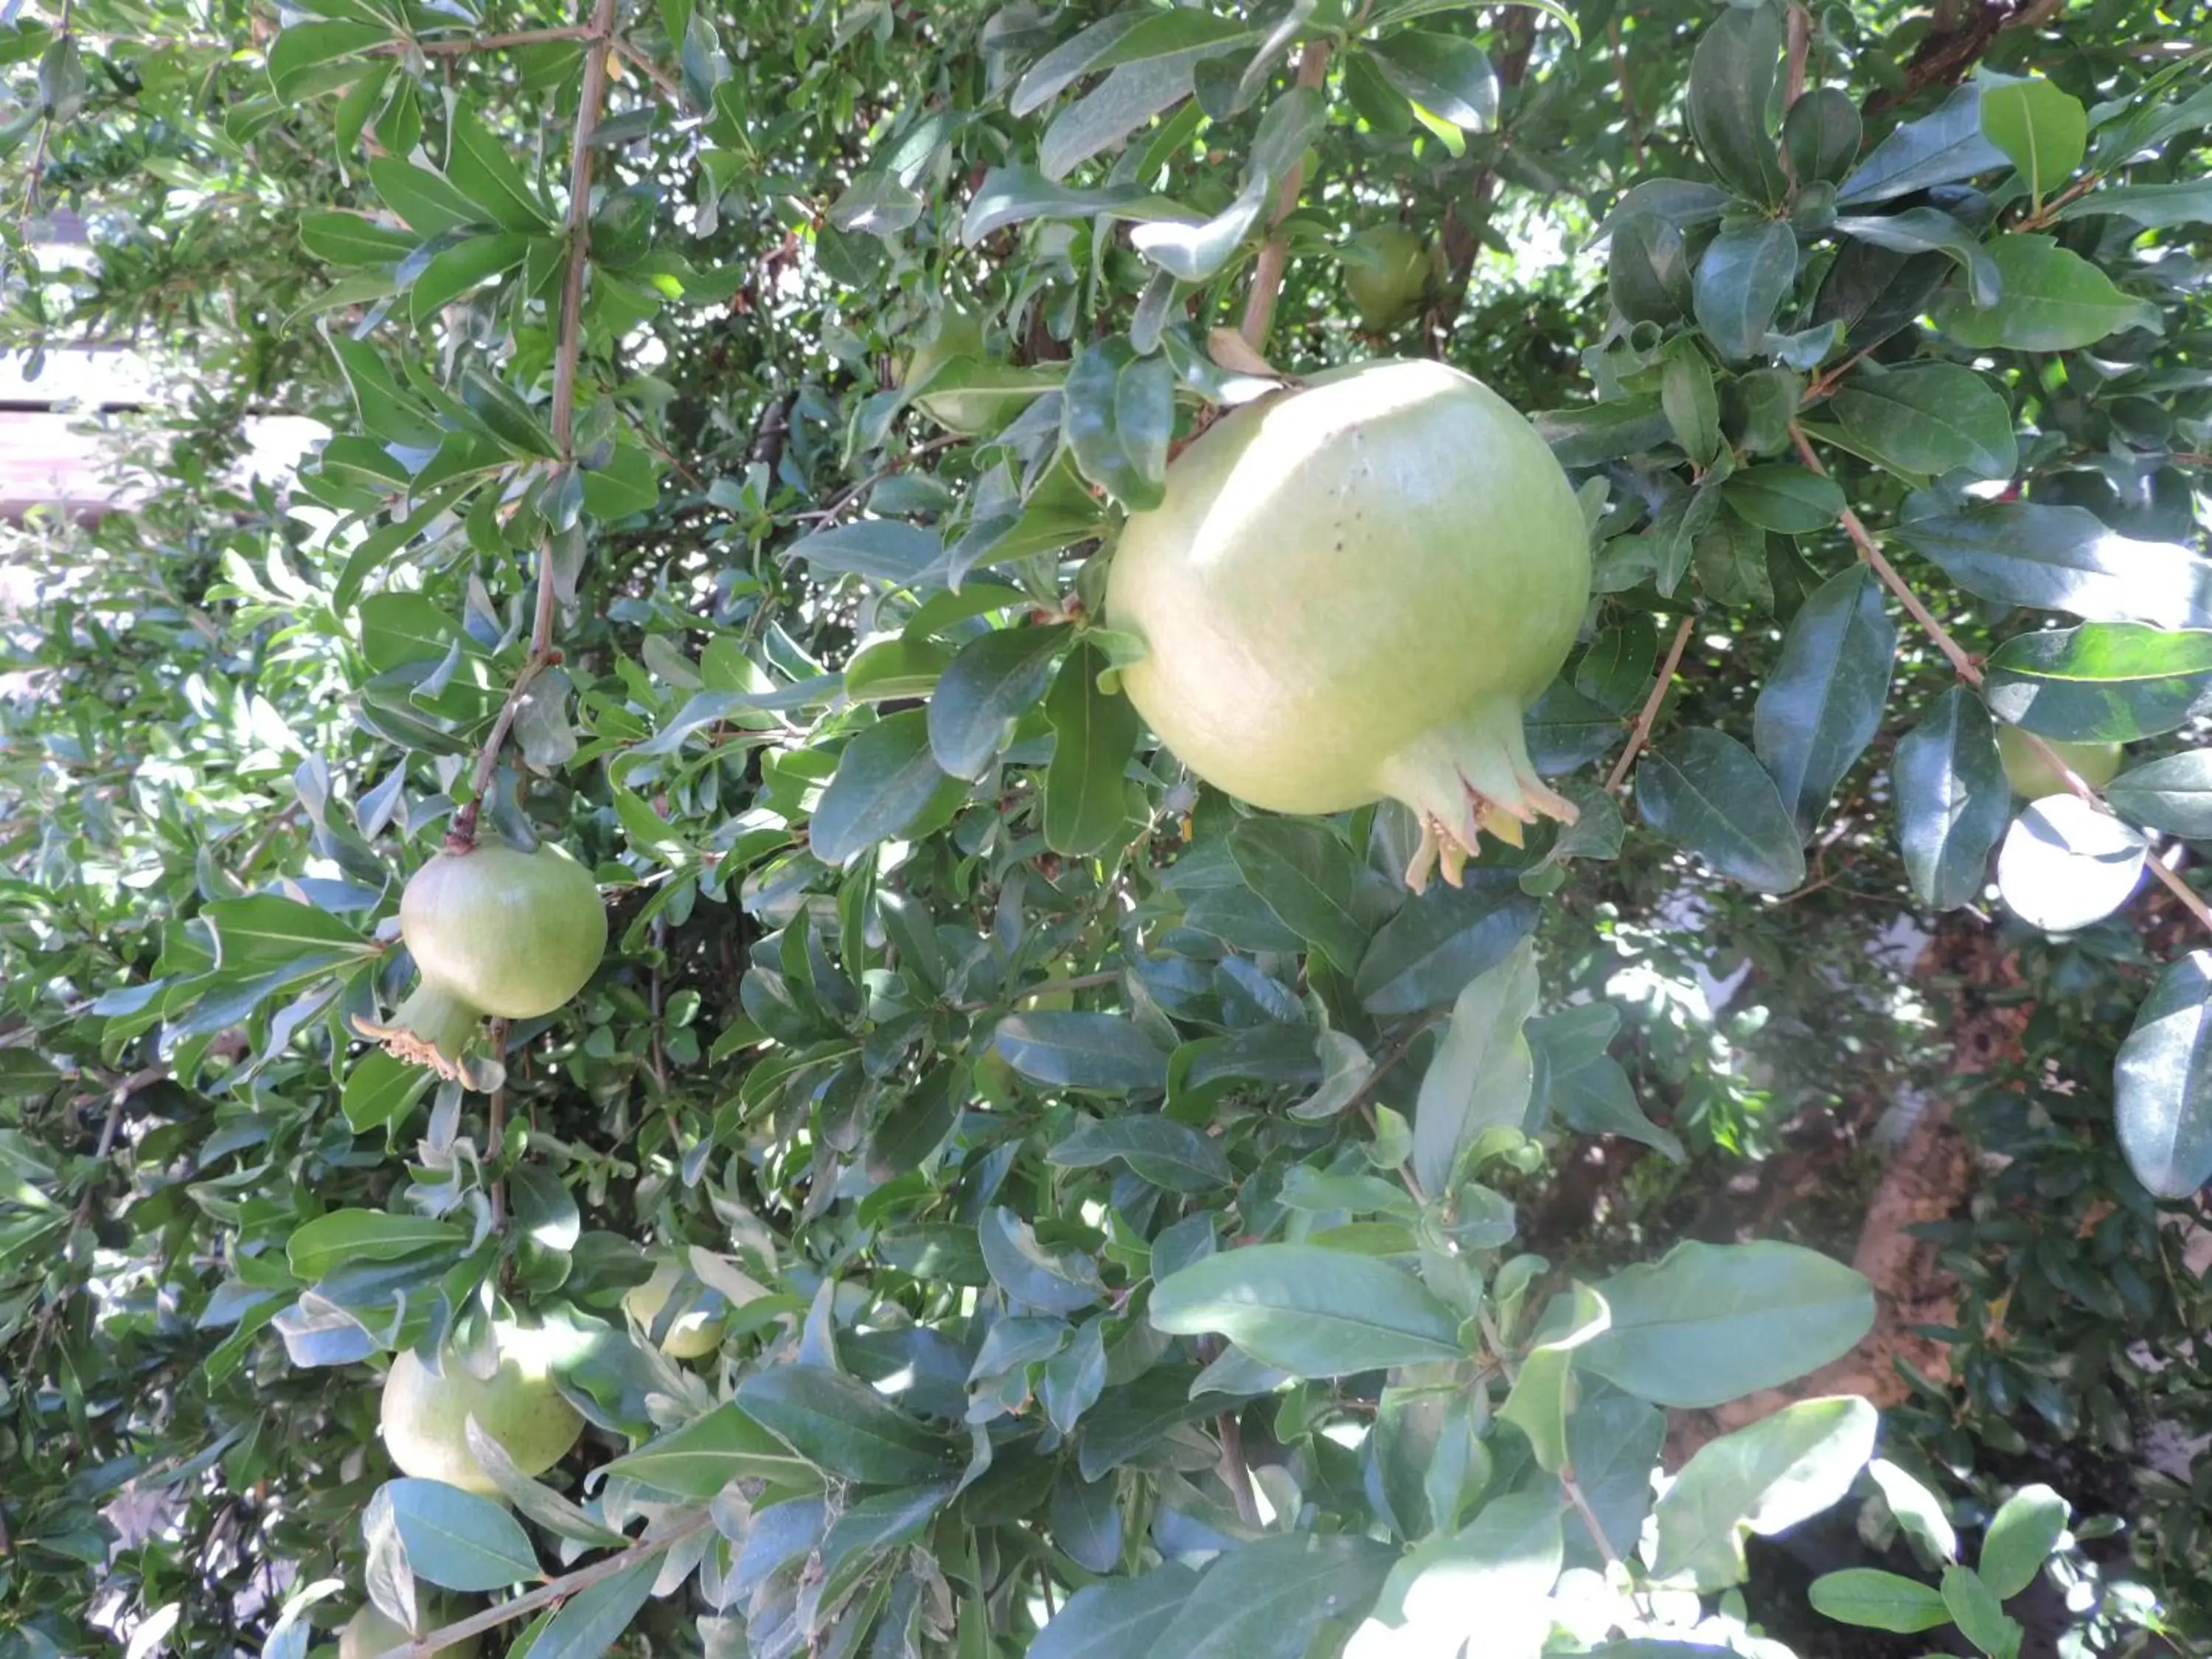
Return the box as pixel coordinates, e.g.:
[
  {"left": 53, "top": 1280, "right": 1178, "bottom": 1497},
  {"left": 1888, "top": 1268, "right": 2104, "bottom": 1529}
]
[
  {"left": 791, "top": 434, "right": 964, "bottom": 523},
  {"left": 1239, "top": 40, "right": 1334, "bottom": 354},
  {"left": 1607, "top": 614, "right": 1697, "bottom": 791},
  {"left": 1607, "top": 20, "right": 1644, "bottom": 168},
  {"left": 2016, "top": 172, "right": 2100, "bottom": 231},
  {"left": 383, "top": 25, "right": 592, "bottom": 56},
  {"left": 1788, "top": 420, "right": 2212, "bottom": 937},
  {"left": 485, "top": 1018, "right": 509, "bottom": 1234},
  {"left": 1783, "top": 3, "right": 1812, "bottom": 108},
  {"left": 610, "top": 36, "right": 683, "bottom": 103},
  {"left": 389, "top": 1513, "right": 713, "bottom": 1658}
]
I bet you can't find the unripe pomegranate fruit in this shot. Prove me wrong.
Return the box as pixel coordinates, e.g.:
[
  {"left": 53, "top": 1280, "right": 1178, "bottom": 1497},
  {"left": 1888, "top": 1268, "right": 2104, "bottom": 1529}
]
[
  {"left": 1996, "top": 725, "right": 2123, "bottom": 800},
  {"left": 379, "top": 1323, "right": 584, "bottom": 1497},
  {"left": 1343, "top": 226, "right": 1438, "bottom": 334},
  {"left": 1107, "top": 358, "right": 1590, "bottom": 888},
  {"left": 362, "top": 840, "right": 606, "bottom": 1078}
]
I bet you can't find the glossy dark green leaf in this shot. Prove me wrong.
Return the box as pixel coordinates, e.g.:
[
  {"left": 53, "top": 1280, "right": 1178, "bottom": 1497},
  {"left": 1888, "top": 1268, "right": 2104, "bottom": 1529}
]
[
  {"left": 598, "top": 1402, "right": 815, "bottom": 1497},
  {"left": 1583, "top": 1240, "right": 1875, "bottom": 1408},
  {"left": 1534, "top": 396, "right": 1673, "bottom": 467},
  {"left": 1047, "top": 1114, "right": 1231, "bottom": 1192},
  {"left": 1151, "top": 1244, "right": 1465, "bottom": 1377},
  {"left": 1783, "top": 87, "right": 1861, "bottom": 186},
  {"left": 1635, "top": 728, "right": 1807, "bottom": 893},
  {"left": 288, "top": 1211, "right": 462, "bottom": 1279},
  {"left": 525, "top": 1555, "right": 658, "bottom": 1659},
  {"left": 1753, "top": 566, "right": 1896, "bottom": 834},
  {"left": 1831, "top": 207, "right": 2000, "bottom": 309},
  {"left": 1063, "top": 339, "right": 1172, "bottom": 511},
  {"left": 1893, "top": 688, "right": 2009, "bottom": 911},
  {"left": 928, "top": 622, "right": 1071, "bottom": 780},
  {"left": 1809, "top": 1568, "right": 1953, "bottom": 1632},
  {"left": 383, "top": 1478, "right": 538, "bottom": 1590},
  {"left": 1411, "top": 941, "right": 1537, "bottom": 1197},
  {"left": 978, "top": 1205, "right": 1107, "bottom": 1313},
  {"left": 1978, "top": 1484, "right": 2067, "bottom": 1600},
  {"left": 1032, "top": 1565, "right": 1200, "bottom": 1659},
  {"left": 1576, "top": 613, "right": 1659, "bottom": 715},
  {"left": 1369, "top": 32, "right": 1498, "bottom": 132},
  {"left": 1722, "top": 464, "right": 1843, "bottom": 533},
  {"left": 367, "top": 158, "right": 488, "bottom": 238},
  {"left": 2113, "top": 950, "right": 2212, "bottom": 1199},
  {"left": 1932, "top": 234, "right": 2158, "bottom": 351},
  {"left": 1130, "top": 172, "right": 1268, "bottom": 282},
  {"left": 812, "top": 712, "right": 959, "bottom": 867},
  {"left": 995, "top": 1012, "right": 1166, "bottom": 1093},
  {"left": 205, "top": 894, "right": 373, "bottom": 976},
  {"left": 445, "top": 102, "right": 552, "bottom": 233},
  {"left": 787, "top": 519, "right": 940, "bottom": 583},
  {"left": 735, "top": 1366, "right": 951, "bottom": 1484},
  {"left": 1981, "top": 624, "right": 2212, "bottom": 742},
  {"left": 1686, "top": 4, "right": 1787, "bottom": 204},
  {"left": 268, "top": 21, "right": 386, "bottom": 100},
  {"left": 2105, "top": 751, "right": 2212, "bottom": 838},
  {"left": 300, "top": 211, "right": 418, "bottom": 267},
  {"left": 1354, "top": 869, "right": 1540, "bottom": 1015},
  {"left": 1893, "top": 501, "right": 2212, "bottom": 627},
  {"left": 1941, "top": 1564, "right": 2025, "bottom": 1659},
  {"left": 1608, "top": 213, "right": 1693, "bottom": 325},
  {"left": 2058, "top": 179, "right": 2212, "bottom": 229},
  {"left": 1692, "top": 221, "right": 1797, "bottom": 362},
  {"left": 1044, "top": 642, "right": 1140, "bottom": 858},
  {"left": 408, "top": 233, "right": 531, "bottom": 326},
  {"left": 1526, "top": 679, "right": 1625, "bottom": 773},
  {"left": 960, "top": 165, "right": 1198, "bottom": 243},
  {"left": 1829, "top": 362, "right": 2015, "bottom": 479},
  {"left": 1834, "top": 84, "right": 2008, "bottom": 206},
  {"left": 1155, "top": 1531, "right": 1394, "bottom": 1659},
  {"left": 1040, "top": 58, "right": 1201, "bottom": 184},
  {"left": 1228, "top": 818, "right": 1368, "bottom": 972},
  {"left": 1979, "top": 74, "right": 2087, "bottom": 204},
  {"left": 1659, "top": 348, "right": 1721, "bottom": 467}
]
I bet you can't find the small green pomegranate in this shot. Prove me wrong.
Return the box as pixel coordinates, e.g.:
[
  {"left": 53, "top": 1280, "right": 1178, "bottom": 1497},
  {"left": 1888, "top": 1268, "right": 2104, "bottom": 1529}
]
[
  {"left": 1343, "top": 226, "right": 1437, "bottom": 333},
  {"left": 1107, "top": 358, "right": 1590, "bottom": 888},
  {"left": 1997, "top": 726, "right": 2124, "bottom": 799},
  {"left": 362, "top": 839, "right": 606, "bottom": 1079}
]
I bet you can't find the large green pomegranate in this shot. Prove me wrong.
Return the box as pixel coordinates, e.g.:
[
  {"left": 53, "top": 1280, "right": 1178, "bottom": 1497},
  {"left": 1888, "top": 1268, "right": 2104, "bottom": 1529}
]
[
  {"left": 361, "top": 839, "right": 606, "bottom": 1079},
  {"left": 1996, "top": 725, "right": 2124, "bottom": 800},
  {"left": 378, "top": 1324, "right": 585, "bottom": 1498},
  {"left": 1107, "top": 358, "right": 1590, "bottom": 888}
]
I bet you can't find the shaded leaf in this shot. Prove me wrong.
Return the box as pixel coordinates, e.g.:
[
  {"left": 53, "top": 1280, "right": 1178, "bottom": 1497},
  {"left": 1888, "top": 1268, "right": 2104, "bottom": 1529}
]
[
  {"left": 1893, "top": 687, "right": 2009, "bottom": 911},
  {"left": 1635, "top": 728, "right": 1806, "bottom": 894},
  {"left": 1753, "top": 566, "right": 1897, "bottom": 834},
  {"left": 2113, "top": 950, "right": 2212, "bottom": 1199}
]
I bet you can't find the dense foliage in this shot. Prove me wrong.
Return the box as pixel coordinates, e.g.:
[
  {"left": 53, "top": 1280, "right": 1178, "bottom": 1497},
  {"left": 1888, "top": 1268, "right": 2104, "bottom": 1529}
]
[{"left": 2, "top": 1, "right": 2209, "bottom": 1657}]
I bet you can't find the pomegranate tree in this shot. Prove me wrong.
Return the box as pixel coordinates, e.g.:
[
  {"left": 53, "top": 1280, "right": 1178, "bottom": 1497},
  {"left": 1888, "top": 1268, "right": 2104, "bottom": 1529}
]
[{"left": 1107, "top": 358, "right": 1590, "bottom": 888}]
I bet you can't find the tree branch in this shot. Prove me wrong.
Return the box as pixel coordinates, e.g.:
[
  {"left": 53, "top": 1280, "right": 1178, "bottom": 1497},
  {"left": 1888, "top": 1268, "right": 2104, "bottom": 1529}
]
[
  {"left": 449, "top": 0, "right": 616, "bottom": 852},
  {"left": 1238, "top": 40, "right": 1333, "bottom": 354},
  {"left": 1607, "top": 613, "right": 1697, "bottom": 792},
  {"left": 387, "top": 1513, "right": 713, "bottom": 1658},
  {"left": 1788, "top": 420, "right": 2212, "bottom": 939},
  {"left": 1429, "top": 10, "right": 1536, "bottom": 353},
  {"left": 383, "top": 26, "right": 594, "bottom": 56}
]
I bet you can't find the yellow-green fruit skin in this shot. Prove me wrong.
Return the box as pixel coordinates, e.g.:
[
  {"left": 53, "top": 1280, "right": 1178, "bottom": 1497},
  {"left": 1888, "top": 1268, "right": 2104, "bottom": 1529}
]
[
  {"left": 1107, "top": 359, "right": 1588, "bottom": 833},
  {"left": 400, "top": 842, "right": 606, "bottom": 1020},
  {"left": 338, "top": 1604, "right": 477, "bottom": 1659},
  {"left": 1344, "top": 226, "right": 1431, "bottom": 333},
  {"left": 378, "top": 1326, "right": 584, "bottom": 1497},
  {"left": 624, "top": 1264, "right": 726, "bottom": 1360},
  {"left": 1997, "top": 726, "right": 2124, "bottom": 799}
]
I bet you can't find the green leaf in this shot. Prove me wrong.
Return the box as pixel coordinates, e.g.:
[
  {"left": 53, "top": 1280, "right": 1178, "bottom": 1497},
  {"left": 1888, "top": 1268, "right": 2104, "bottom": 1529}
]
[
  {"left": 978, "top": 1205, "right": 1106, "bottom": 1313},
  {"left": 1832, "top": 209, "right": 2002, "bottom": 310},
  {"left": 1498, "top": 1283, "right": 1610, "bottom": 1472},
  {"left": 1942, "top": 1564, "right": 2024, "bottom": 1659},
  {"left": 204, "top": 895, "right": 373, "bottom": 975},
  {"left": 300, "top": 210, "right": 417, "bottom": 267},
  {"left": 1783, "top": 86, "right": 1862, "bottom": 186},
  {"left": 1582, "top": 1239, "right": 1875, "bottom": 1408},
  {"left": 1371, "top": 1491, "right": 1563, "bottom": 1635},
  {"left": 268, "top": 21, "right": 387, "bottom": 101},
  {"left": 1723, "top": 465, "right": 1843, "bottom": 535},
  {"left": 367, "top": 157, "right": 490, "bottom": 238},
  {"left": 1062, "top": 340, "right": 1172, "bottom": 512},
  {"left": 1650, "top": 1396, "right": 1879, "bottom": 1590},
  {"left": 1982, "top": 624, "right": 2212, "bottom": 742},
  {"left": 329, "top": 334, "right": 444, "bottom": 451},
  {"left": 342, "top": 1050, "right": 435, "bottom": 1134},
  {"left": 2105, "top": 751, "right": 2212, "bottom": 838},
  {"left": 1150, "top": 1244, "right": 1466, "bottom": 1377},
  {"left": 2059, "top": 179, "right": 2212, "bottom": 229},
  {"left": 1032, "top": 1565, "right": 1200, "bottom": 1659},
  {"left": 1041, "top": 58, "right": 1203, "bottom": 182},
  {"left": 960, "top": 165, "right": 1199, "bottom": 243},
  {"left": 1978, "top": 1484, "right": 2067, "bottom": 1599},
  {"left": 1130, "top": 173, "right": 1269, "bottom": 282},
  {"left": 600, "top": 1401, "right": 818, "bottom": 1498},
  {"left": 734, "top": 1366, "right": 951, "bottom": 1485},
  {"left": 1576, "top": 613, "right": 1658, "bottom": 715},
  {"left": 812, "top": 711, "right": 961, "bottom": 867},
  {"left": 580, "top": 442, "right": 664, "bottom": 520},
  {"left": 1808, "top": 1568, "right": 1954, "bottom": 1632},
  {"left": 928, "top": 622, "right": 1071, "bottom": 780},
  {"left": 1893, "top": 688, "right": 2010, "bottom": 911},
  {"left": 1979, "top": 74, "right": 2087, "bottom": 204},
  {"left": 1835, "top": 83, "right": 2008, "bottom": 206},
  {"left": 1635, "top": 728, "right": 1807, "bottom": 894},
  {"left": 1933, "top": 234, "right": 2159, "bottom": 351},
  {"left": 288, "top": 1211, "right": 464, "bottom": 1279},
  {"left": 409, "top": 232, "right": 531, "bottom": 325},
  {"left": 1659, "top": 347, "right": 1721, "bottom": 467},
  {"left": 1154, "top": 1531, "right": 1395, "bottom": 1659},
  {"left": 1753, "top": 566, "right": 1897, "bottom": 834},
  {"left": 1228, "top": 818, "right": 1368, "bottom": 973},
  {"left": 1044, "top": 642, "right": 1140, "bottom": 857},
  {"left": 1693, "top": 221, "right": 1798, "bottom": 363},
  {"left": 995, "top": 1012, "right": 1166, "bottom": 1093},
  {"left": 383, "top": 1478, "right": 539, "bottom": 1590},
  {"left": 1535, "top": 396, "right": 1674, "bottom": 467},
  {"left": 1526, "top": 678, "right": 1625, "bottom": 773},
  {"left": 1368, "top": 32, "right": 1498, "bottom": 132},
  {"left": 1412, "top": 939, "right": 1537, "bottom": 1196},
  {"left": 1048, "top": 1115, "right": 1232, "bottom": 1192},
  {"left": 1686, "top": 3, "right": 1787, "bottom": 204},
  {"left": 1354, "top": 870, "right": 1539, "bottom": 1016},
  {"left": 787, "top": 519, "right": 940, "bottom": 584},
  {"left": 1867, "top": 1458, "right": 1959, "bottom": 1563},
  {"left": 446, "top": 101, "right": 554, "bottom": 232},
  {"left": 2113, "top": 950, "right": 2212, "bottom": 1199},
  {"left": 1829, "top": 362, "right": 2016, "bottom": 480},
  {"left": 1893, "top": 501, "right": 2212, "bottom": 628},
  {"left": 522, "top": 1555, "right": 658, "bottom": 1659},
  {"left": 1997, "top": 794, "right": 2146, "bottom": 935}
]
